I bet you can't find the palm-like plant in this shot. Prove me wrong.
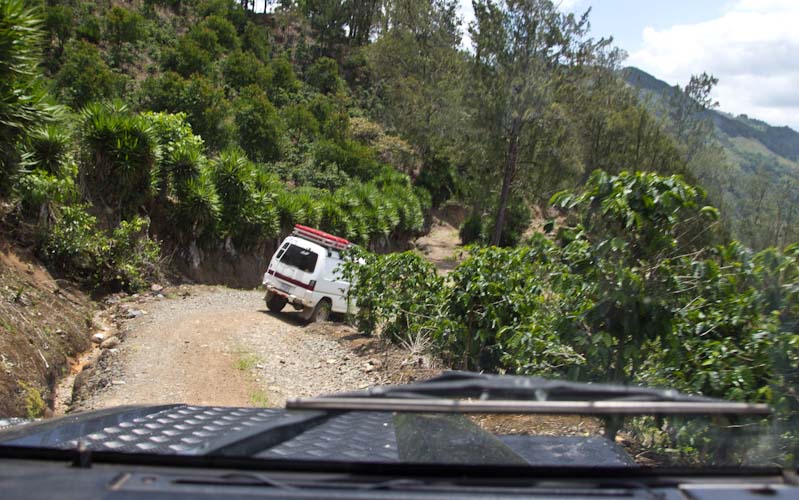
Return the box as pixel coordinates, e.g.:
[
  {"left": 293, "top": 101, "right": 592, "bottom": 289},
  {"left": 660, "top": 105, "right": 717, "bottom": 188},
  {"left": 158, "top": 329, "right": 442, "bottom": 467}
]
[
  {"left": 210, "top": 149, "right": 279, "bottom": 250},
  {"left": 20, "top": 123, "right": 72, "bottom": 175},
  {"left": 79, "top": 102, "right": 159, "bottom": 221},
  {"left": 171, "top": 167, "right": 221, "bottom": 244},
  {"left": 0, "top": 0, "right": 59, "bottom": 189}
]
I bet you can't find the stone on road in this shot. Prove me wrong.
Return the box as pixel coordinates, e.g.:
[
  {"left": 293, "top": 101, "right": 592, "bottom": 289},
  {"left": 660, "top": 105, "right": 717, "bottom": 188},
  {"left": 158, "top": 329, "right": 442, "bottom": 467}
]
[{"left": 77, "top": 287, "right": 378, "bottom": 411}]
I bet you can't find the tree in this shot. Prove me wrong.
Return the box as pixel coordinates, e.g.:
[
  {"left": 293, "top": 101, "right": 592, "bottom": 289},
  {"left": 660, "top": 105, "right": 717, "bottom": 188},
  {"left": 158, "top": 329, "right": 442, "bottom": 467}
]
[
  {"left": 666, "top": 72, "right": 719, "bottom": 163},
  {"left": 55, "top": 40, "right": 123, "bottom": 108},
  {"left": 469, "top": 0, "right": 599, "bottom": 245},
  {"left": 234, "top": 85, "right": 282, "bottom": 163},
  {"left": 366, "top": 0, "right": 464, "bottom": 160}
]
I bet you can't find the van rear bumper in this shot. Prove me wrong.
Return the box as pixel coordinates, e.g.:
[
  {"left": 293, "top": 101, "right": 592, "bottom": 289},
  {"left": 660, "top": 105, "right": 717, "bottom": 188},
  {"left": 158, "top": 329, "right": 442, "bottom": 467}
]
[{"left": 265, "top": 284, "right": 310, "bottom": 310}]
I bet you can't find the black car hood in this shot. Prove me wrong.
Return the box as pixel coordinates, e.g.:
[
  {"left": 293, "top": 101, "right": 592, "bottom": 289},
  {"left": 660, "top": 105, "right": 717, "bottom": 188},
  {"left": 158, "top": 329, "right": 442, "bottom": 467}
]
[{"left": 0, "top": 404, "right": 635, "bottom": 467}]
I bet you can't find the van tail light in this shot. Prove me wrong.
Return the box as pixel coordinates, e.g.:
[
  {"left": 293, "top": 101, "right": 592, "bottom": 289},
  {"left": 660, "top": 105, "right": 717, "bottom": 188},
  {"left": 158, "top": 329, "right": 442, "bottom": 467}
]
[{"left": 309, "top": 280, "right": 316, "bottom": 291}]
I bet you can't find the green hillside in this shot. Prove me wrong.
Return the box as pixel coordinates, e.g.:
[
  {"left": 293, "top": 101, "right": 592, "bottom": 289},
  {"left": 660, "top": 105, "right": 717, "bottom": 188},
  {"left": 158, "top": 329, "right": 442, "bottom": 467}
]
[{"left": 623, "top": 66, "right": 799, "bottom": 248}]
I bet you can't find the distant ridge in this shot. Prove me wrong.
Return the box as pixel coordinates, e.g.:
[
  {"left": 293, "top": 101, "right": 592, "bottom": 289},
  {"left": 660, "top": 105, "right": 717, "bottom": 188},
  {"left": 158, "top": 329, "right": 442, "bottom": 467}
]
[
  {"left": 622, "top": 67, "right": 799, "bottom": 162},
  {"left": 622, "top": 66, "right": 799, "bottom": 248}
]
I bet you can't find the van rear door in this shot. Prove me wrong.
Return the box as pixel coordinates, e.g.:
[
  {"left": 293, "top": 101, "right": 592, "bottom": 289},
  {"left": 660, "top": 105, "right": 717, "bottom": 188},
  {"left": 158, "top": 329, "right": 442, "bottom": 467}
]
[{"left": 271, "top": 241, "right": 320, "bottom": 292}]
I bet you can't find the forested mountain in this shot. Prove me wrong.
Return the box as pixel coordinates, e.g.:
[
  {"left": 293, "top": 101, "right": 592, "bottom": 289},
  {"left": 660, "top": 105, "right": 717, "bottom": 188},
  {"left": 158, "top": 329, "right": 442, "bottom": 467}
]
[
  {"left": 624, "top": 66, "right": 799, "bottom": 248},
  {"left": 0, "top": 0, "right": 795, "bottom": 289}
]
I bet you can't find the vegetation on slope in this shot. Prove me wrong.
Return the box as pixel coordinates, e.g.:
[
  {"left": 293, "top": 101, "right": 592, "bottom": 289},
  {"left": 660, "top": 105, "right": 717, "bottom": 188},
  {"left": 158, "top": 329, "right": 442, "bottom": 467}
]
[{"left": 624, "top": 66, "right": 799, "bottom": 249}]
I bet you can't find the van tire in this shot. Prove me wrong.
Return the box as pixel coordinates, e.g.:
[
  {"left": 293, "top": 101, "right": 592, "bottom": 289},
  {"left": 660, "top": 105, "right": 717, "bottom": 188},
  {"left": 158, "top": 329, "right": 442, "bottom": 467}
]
[
  {"left": 266, "top": 293, "right": 287, "bottom": 312},
  {"left": 308, "top": 299, "right": 331, "bottom": 323}
]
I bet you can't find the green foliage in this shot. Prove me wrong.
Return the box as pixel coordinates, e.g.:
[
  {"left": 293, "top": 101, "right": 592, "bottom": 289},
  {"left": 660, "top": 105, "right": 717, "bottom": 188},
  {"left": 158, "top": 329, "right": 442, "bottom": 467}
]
[
  {"left": 43, "top": 5, "right": 72, "bottom": 50},
  {"left": 183, "top": 75, "right": 233, "bottom": 152},
  {"left": 222, "top": 50, "right": 272, "bottom": 93},
  {"left": 482, "top": 197, "right": 531, "bottom": 247},
  {"left": 164, "top": 33, "right": 214, "bottom": 77},
  {"left": 0, "top": 0, "right": 58, "bottom": 187},
  {"left": 75, "top": 12, "right": 100, "bottom": 43},
  {"left": 170, "top": 166, "right": 221, "bottom": 243},
  {"left": 210, "top": 149, "right": 279, "bottom": 250},
  {"left": 140, "top": 111, "right": 204, "bottom": 199},
  {"left": 54, "top": 40, "right": 123, "bottom": 108},
  {"left": 79, "top": 102, "right": 158, "bottom": 219},
  {"left": 198, "top": 15, "right": 239, "bottom": 52},
  {"left": 40, "top": 205, "right": 161, "bottom": 292},
  {"left": 416, "top": 156, "right": 458, "bottom": 207},
  {"left": 268, "top": 56, "right": 300, "bottom": 94},
  {"left": 306, "top": 56, "right": 341, "bottom": 94},
  {"left": 241, "top": 21, "right": 269, "bottom": 61},
  {"left": 19, "top": 381, "right": 46, "bottom": 419},
  {"left": 313, "top": 139, "right": 378, "bottom": 181},
  {"left": 459, "top": 213, "right": 482, "bottom": 245},
  {"left": 138, "top": 71, "right": 187, "bottom": 112},
  {"left": 234, "top": 85, "right": 282, "bottom": 163},
  {"left": 104, "top": 6, "right": 145, "bottom": 46},
  {"left": 195, "top": 0, "right": 246, "bottom": 30},
  {"left": 20, "top": 123, "right": 72, "bottom": 175},
  {"left": 283, "top": 103, "right": 320, "bottom": 139},
  {"left": 268, "top": 155, "right": 350, "bottom": 191},
  {"left": 343, "top": 248, "right": 445, "bottom": 344}
]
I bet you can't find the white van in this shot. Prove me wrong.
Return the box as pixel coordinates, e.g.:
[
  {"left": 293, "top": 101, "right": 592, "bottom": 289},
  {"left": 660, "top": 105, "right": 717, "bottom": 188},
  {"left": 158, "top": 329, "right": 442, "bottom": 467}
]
[{"left": 262, "top": 225, "right": 358, "bottom": 322}]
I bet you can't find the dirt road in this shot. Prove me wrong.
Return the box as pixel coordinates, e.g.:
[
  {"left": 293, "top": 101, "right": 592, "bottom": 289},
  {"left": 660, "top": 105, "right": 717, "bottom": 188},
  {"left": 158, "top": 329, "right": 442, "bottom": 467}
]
[{"left": 64, "top": 287, "right": 404, "bottom": 413}]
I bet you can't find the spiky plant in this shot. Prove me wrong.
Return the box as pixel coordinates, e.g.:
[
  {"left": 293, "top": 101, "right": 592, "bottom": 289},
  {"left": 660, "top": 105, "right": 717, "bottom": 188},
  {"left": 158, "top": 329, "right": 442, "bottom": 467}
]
[
  {"left": 79, "top": 102, "right": 159, "bottom": 221},
  {"left": 171, "top": 167, "right": 221, "bottom": 244},
  {"left": 319, "top": 192, "right": 354, "bottom": 241},
  {"left": 210, "top": 149, "right": 279, "bottom": 250},
  {"left": 20, "top": 123, "right": 72, "bottom": 175},
  {"left": 167, "top": 142, "right": 204, "bottom": 196},
  {"left": 0, "top": 0, "right": 59, "bottom": 189},
  {"left": 276, "top": 187, "right": 324, "bottom": 235}
]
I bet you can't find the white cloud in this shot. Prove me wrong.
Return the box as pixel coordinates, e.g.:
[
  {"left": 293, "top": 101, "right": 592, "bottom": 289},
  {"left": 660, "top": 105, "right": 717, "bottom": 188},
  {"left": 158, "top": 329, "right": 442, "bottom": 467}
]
[
  {"left": 628, "top": 0, "right": 799, "bottom": 130},
  {"left": 556, "top": 0, "right": 586, "bottom": 11}
]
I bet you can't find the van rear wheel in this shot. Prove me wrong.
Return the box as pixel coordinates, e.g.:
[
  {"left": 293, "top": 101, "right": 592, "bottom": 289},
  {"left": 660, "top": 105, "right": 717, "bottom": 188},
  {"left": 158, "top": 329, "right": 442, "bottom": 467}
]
[
  {"left": 266, "top": 292, "right": 287, "bottom": 312},
  {"left": 309, "top": 299, "right": 331, "bottom": 323}
]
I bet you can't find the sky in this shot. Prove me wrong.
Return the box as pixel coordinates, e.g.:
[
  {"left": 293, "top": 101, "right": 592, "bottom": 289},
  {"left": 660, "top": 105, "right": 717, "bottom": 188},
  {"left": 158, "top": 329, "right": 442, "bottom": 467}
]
[{"left": 458, "top": 0, "right": 799, "bottom": 130}]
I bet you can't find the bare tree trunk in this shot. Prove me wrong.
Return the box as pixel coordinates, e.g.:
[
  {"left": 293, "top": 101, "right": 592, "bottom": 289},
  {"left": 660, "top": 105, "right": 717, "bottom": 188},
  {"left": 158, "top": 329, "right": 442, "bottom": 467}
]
[{"left": 492, "top": 120, "right": 521, "bottom": 246}]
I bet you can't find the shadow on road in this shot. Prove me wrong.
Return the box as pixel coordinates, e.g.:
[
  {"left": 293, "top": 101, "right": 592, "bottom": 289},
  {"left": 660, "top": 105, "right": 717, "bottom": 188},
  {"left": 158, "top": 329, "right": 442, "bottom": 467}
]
[{"left": 257, "top": 308, "right": 308, "bottom": 327}]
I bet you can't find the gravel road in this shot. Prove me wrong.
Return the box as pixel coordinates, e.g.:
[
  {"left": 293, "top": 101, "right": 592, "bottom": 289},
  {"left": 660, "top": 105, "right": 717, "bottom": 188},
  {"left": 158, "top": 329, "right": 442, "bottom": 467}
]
[{"left": 71, "top": 286, "right": 381, "bottom": 411}]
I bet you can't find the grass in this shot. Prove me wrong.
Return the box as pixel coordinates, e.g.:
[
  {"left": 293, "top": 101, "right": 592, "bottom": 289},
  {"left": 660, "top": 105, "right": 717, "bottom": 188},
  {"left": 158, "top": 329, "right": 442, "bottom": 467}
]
[
  {"left": 19, "top": 381, "right": 46, "bottom": 419},
  {"left": 0, "top": 316, "right": 16, "bottom": 334},
  {"left": 250, "top": 390, "right": 269, "bottom": 407},
  {"left": 235, "top": 352, "right": 260, "bottom": 371}
]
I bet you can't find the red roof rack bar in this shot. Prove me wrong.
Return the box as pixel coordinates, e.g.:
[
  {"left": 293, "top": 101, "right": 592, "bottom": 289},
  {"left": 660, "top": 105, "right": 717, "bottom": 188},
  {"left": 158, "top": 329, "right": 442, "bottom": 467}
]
[{"left": 293, "top": 224, "right": 350, "bottom": 250}]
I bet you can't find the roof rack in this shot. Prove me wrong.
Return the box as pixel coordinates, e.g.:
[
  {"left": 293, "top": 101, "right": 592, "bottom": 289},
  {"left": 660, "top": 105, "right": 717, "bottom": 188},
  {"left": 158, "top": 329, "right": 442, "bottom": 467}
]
[{"left": 292, "top": 224, "right": 351, "bottom": 251}]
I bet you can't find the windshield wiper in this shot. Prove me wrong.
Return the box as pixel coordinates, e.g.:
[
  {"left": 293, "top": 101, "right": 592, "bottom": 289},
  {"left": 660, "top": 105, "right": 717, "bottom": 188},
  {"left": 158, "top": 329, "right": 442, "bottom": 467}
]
[{"left": 287, "top": 371, "right": 771, "bottom": 416}]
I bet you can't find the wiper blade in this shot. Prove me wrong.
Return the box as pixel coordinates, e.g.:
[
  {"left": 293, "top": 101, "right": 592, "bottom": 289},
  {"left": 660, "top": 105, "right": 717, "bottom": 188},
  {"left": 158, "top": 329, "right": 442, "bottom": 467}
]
[{"left": 286, "top": 372, "right": 772, "bottom": 416}]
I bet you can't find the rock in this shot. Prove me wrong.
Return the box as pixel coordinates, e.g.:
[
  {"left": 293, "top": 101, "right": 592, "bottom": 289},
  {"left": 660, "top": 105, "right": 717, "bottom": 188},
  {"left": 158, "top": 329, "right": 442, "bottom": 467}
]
[
  {"left": 150, "top": 284, "right": 164, "bottom": 293},
  {"left": 72, "top": 369, "right": 92, "bottom": 397},
  {"left": 100, "top": 336, "right": 120, "bottom": 349},
  {"left": 326, "top": 358, "right": 337, "bottom": 364},
  {"left": 91, "top": 333, "right": 106, "bottom": 344},
  {"left": 126, "top": 309, "right": 143, "bottom": 319},
  {"left": 111, "top": 380, "right": 126, "bottom": 386}
]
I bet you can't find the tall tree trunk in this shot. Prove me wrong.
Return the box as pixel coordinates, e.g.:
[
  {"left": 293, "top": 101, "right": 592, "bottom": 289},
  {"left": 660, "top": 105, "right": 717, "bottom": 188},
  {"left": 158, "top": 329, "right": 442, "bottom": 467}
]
[{"left": 492, "top": 119, "right": 521, "bottom": 246}]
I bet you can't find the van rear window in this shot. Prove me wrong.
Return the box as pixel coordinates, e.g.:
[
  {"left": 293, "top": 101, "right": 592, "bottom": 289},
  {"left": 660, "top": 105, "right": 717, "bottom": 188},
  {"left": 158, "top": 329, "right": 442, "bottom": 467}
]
[{"left": 279, "top": 244, "right": 318, "bottom": 273}]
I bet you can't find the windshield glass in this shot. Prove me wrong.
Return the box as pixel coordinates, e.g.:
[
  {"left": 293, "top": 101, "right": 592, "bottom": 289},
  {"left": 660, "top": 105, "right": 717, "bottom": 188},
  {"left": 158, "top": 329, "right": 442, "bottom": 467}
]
[
  {"left": 280, "top": 244, "right": 319, "bottom": 273},
  {"left": 1, "top": 0, "right": 797, "bottom": 479}
]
